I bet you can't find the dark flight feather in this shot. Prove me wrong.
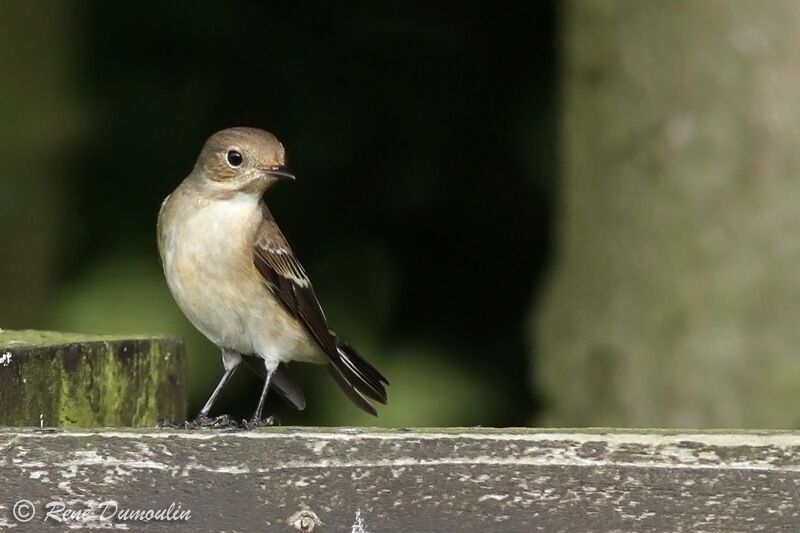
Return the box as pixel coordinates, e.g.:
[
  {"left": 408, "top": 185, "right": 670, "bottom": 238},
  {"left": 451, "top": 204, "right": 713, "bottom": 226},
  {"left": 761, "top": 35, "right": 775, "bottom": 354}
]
[{"left": 252, "top": 205, "right": 389, "bottom": 415}]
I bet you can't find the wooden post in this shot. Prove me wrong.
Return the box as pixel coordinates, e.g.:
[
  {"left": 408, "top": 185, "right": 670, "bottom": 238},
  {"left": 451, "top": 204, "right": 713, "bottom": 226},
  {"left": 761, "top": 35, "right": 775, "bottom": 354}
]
[
  {"left": 0, "top": 428, "right": 798, "bottom": 531},
  {"left": 0, "top": 330, "right": 186, "bottom": 427}
]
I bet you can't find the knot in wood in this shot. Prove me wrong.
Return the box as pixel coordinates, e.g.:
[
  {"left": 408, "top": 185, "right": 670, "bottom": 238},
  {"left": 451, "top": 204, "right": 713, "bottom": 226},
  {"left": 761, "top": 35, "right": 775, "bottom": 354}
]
[{"left": 288, "top": 509, "right": 321, "bottom": 531}]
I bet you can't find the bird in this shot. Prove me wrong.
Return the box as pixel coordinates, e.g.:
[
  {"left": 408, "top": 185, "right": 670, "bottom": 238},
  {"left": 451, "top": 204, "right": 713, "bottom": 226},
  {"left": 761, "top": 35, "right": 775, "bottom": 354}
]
[{"left": 157, "top": 127, "right": 388, "bottom": 428}]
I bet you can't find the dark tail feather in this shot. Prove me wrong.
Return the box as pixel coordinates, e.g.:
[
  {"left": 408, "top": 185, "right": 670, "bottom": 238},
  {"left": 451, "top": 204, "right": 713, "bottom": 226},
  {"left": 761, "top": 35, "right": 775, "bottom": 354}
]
[
  {"left": 242, "top": 355, "right": 306, "bottom": 410},
  {"left": 327, "top": 338, "right": 388, "bottom": 416},
  {"left": 338, "top": 340, "right": 390, "bottom": 387},
  {"left": 327, "top": 365, "right": 378, "bottom": 416}
]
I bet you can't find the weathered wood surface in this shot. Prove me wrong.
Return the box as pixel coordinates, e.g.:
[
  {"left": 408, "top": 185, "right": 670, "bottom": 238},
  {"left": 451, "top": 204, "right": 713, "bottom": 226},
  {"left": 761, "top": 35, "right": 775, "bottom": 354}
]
[
  {"left": 0, "top": 330, "right": 186, "bottom": 427},
  {"left": 1, "top": 428, "right": 799, "bottom": 531}
]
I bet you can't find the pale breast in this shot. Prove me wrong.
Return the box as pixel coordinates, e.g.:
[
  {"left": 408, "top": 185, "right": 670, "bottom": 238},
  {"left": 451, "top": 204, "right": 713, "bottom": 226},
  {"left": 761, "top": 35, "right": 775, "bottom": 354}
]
[{"left": 159, "top": 190, "right": 324, "bottom": 364}]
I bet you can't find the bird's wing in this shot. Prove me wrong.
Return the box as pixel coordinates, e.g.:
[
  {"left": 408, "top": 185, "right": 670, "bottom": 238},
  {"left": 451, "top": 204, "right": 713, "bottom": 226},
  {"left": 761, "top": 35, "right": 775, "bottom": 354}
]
[{"left": 252, "top": 206, "right": 388, "bottom": 415}]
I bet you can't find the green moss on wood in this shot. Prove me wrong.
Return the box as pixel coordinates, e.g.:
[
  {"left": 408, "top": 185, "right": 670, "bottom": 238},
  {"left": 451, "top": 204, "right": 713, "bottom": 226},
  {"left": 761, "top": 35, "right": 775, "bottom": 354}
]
[{"left": 0, "top": 330, "right": 186, "bottom": 427}]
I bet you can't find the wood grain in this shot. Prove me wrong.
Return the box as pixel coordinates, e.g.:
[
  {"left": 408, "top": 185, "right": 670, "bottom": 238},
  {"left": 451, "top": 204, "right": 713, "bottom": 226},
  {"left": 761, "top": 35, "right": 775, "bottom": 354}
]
[{"left": 1, "top": 428, "right": 798, "bottom": 531}]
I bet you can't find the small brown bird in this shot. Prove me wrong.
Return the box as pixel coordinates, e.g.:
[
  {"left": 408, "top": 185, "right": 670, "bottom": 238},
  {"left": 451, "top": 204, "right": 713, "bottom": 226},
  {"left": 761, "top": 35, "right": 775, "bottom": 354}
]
[{"left": 157, "top": 127, "right": 388, "bottom": 427}]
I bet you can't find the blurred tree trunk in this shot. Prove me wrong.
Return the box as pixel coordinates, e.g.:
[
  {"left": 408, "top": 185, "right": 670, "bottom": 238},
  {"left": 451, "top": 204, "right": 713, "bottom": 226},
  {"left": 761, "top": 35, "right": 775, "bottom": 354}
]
[
  {"left": 0, "top": 1, "right": 84, "bottom": 328},
  {"left": 535, "top": 0, "right": 800, "bottom": 427}
]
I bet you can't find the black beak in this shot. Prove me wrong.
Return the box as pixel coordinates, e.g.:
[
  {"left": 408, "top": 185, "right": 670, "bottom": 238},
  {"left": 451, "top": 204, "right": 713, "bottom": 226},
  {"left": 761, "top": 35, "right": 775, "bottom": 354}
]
[{"left": 265, "top": 165, "right": 295, "bottom": 181}]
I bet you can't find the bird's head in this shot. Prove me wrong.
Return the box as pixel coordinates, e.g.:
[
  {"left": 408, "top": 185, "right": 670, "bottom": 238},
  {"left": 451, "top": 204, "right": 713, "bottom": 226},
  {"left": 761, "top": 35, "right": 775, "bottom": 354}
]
[{"left": 190, "top": 127, "right": 294, "bottom": 197}]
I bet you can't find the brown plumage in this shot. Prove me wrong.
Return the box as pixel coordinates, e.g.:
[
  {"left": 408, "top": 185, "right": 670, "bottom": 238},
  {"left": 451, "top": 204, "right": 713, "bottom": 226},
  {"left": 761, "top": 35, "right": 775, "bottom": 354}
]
[
  {"left": 158, "top": 127, "right": 388, "bottom": 425},
  {"left": 253, "top": 205, "right": 388, "bottom": 414}
]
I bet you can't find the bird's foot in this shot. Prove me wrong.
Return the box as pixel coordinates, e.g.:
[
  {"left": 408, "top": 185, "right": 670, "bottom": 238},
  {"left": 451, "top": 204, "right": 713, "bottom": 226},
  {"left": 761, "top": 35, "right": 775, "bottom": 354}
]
[
  {"left": 242, "top": 415, "right": 279, "bottom": 430},
  {"left": 184, "top": 414, "right": 239, "bottom": 430}
]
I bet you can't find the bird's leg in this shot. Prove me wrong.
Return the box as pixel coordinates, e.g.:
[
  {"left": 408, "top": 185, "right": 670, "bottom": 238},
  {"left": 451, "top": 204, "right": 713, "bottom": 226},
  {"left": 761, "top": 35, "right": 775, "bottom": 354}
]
[
  {"left": 186, "top": 351, "right": 241, "bottom": 429},
  {"left": 187, "top": 368, "right": 238, "bottom": 428},
  {"left": 243, "top": 361, "right": 279, "bottom": 429}
]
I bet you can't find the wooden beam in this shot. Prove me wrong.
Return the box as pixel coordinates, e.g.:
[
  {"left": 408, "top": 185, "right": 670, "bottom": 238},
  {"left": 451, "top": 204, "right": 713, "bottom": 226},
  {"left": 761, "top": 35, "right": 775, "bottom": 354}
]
[
  {"left": 0, "top": 330, "right": 186, "bottom": 426},
  {"left": 1, "top": 428, "right": 798, "bottom": 531}
]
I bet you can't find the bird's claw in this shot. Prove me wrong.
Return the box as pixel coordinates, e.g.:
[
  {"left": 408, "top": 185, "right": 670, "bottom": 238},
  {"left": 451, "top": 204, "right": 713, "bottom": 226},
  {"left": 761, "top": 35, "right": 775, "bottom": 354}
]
[
  {"left": 158, "top": 414, "right": 276, "bottom": 430},
  {"left": 185, "top": 414, "right": 239, "bottom": 429},
  {"left": 242, "top": 415, "right": 279, "bottom": 430}
]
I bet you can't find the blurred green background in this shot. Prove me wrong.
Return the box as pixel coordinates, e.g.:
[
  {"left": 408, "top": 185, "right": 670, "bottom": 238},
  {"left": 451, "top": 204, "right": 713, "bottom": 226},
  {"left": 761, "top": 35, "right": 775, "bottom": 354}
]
[
  {"left": 5, "top": 1, "right": 800, "bottom": 429},
  {"left": 0, "top": 1, "right": 552, "bottom": 427}
]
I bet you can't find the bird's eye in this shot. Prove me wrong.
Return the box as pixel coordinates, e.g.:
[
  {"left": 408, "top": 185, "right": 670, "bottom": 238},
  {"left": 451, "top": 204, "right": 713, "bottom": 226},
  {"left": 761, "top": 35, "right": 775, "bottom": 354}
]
[{"left": 226, "top": 150, "right": 243, "bottom": 168}]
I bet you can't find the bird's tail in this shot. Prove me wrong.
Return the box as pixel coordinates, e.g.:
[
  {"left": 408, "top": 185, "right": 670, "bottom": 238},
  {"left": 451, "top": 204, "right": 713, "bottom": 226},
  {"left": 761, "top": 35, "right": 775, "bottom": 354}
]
[
  {"left": 241, "top": 355, "right": 306, "bottom": 410},
  {"left": 326, "top": 337, "right": 389, "bottom": 417}
]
